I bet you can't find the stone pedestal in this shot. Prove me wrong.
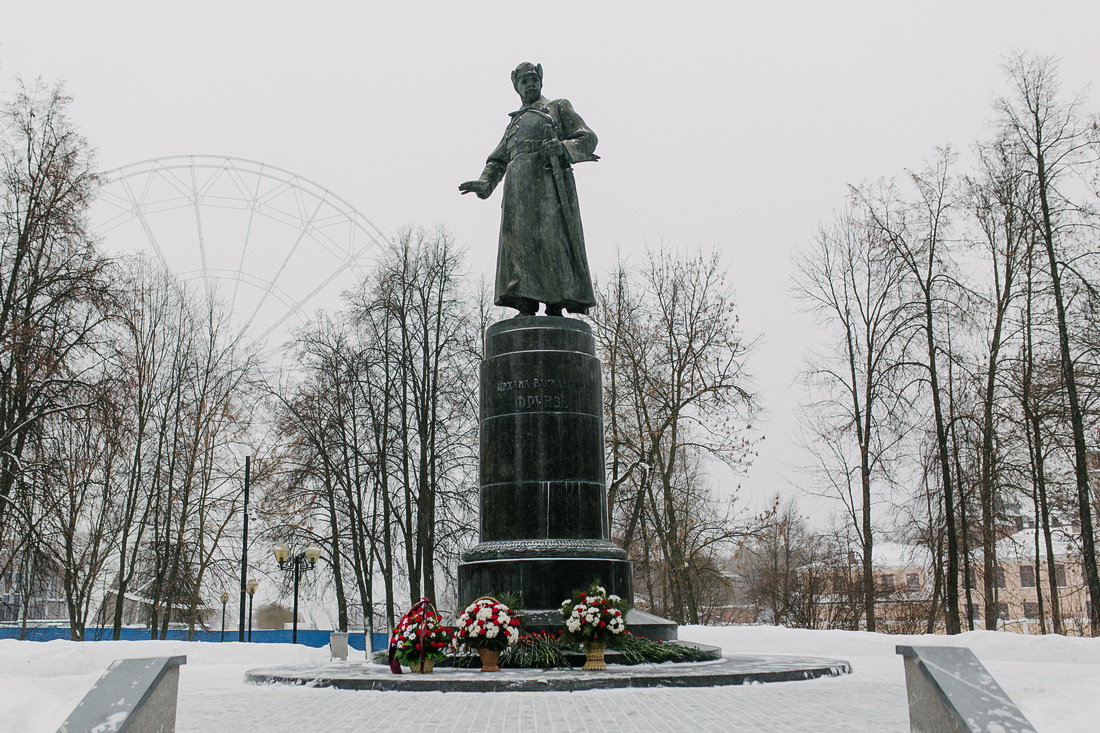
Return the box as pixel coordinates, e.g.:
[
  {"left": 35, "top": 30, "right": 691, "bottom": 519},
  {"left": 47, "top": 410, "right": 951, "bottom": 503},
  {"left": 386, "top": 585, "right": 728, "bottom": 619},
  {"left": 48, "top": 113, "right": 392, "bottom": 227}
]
[{"left": 458, "top": 316, "right": 632, "bottom": 609}]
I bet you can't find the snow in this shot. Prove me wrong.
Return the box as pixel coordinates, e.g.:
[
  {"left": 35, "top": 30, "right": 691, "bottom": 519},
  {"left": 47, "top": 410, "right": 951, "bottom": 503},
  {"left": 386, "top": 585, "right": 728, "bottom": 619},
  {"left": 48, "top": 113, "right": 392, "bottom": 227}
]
[
  {"left": 997, "top": 527, "right": 1078, "bottom": 560},
  {"left": 1, "top": 627, "right": 1097, "bottom": 731},
  {"left": 873, "top": 541, "right": 932, "bottom": 569}
]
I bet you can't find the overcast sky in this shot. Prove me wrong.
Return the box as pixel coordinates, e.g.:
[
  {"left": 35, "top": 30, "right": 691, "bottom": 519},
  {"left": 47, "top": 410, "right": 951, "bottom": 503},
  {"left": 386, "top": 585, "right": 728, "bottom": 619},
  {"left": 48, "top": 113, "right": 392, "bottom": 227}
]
[{"left": 4, "top": 1, "right": 1100, "bottom": 522}]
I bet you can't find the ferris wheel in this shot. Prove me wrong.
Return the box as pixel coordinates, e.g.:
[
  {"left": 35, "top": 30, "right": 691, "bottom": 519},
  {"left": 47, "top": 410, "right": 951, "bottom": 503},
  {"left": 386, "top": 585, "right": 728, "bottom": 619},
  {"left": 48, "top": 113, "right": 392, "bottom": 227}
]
[{"left": 92, "top": 155, "right": 388, "bottom": 354}]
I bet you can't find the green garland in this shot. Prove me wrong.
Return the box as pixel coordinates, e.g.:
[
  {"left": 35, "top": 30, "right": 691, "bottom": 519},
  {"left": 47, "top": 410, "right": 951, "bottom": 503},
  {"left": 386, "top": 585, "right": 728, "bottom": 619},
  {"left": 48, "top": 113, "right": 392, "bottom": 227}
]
[
  {"left": 615, "top": 633, "right": 716, "bottom": 665},
  {"left": 500, "top": 631, "right": 571, "bottom": 669}
]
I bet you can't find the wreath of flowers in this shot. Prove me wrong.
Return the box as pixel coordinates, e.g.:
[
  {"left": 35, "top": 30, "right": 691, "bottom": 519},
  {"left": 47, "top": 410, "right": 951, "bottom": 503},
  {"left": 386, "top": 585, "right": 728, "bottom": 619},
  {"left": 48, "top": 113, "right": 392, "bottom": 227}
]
[
  {"left": 559, "top": 584, "right": 628, "bottom": 647},
  {"left": 453, "top": 597, "right": 521, "bottom": 651},
  {"left": 391, "top": 597, "right": 452, "bottom": 667}
]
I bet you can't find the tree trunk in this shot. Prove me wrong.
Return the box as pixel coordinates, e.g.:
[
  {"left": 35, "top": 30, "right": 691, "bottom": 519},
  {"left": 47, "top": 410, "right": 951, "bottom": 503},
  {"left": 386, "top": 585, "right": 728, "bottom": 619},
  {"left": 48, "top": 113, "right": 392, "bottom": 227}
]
[{"left": 1035, "top": 142, "right": 1100, "bottom": 634}]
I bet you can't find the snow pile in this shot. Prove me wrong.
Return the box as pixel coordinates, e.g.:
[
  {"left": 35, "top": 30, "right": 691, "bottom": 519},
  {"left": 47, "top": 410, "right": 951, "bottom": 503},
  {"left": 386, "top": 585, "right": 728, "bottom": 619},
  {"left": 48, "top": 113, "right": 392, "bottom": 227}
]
[
  {"left": 0, "top": 639, "right": 329, "bottom": 732},
  {"left": 684, "top": 624, "right": 1100, "bottom": 730}
]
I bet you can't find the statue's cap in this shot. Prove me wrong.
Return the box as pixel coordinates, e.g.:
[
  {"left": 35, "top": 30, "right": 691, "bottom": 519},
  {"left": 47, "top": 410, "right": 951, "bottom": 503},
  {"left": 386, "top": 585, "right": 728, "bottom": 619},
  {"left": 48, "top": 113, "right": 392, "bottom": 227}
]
[{"left": 511, "top": 62, "right": 543, "bottom": 87}]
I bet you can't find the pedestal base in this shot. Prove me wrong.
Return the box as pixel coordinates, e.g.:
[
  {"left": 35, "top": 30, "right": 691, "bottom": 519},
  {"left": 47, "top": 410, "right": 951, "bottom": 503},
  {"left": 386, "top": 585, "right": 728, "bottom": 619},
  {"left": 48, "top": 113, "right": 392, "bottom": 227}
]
[
  {"left": 458, "top": 551, "right": 631, "bottom": 610},
  {"left": 246, "top": 653, "right": 854, "bottom": 691}
]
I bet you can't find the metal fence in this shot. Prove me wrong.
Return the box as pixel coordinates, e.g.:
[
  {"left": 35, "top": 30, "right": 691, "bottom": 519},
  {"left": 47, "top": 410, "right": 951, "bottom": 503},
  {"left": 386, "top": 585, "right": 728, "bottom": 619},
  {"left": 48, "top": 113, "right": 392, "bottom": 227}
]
[{"left": 0, "top": 626, "right": 389, "bottom": 651}]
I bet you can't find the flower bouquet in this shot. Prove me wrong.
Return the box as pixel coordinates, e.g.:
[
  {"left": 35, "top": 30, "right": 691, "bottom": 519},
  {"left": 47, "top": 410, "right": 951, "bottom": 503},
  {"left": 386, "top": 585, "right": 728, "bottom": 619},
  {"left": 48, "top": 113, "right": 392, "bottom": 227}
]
[
  {"left": 559, "top": 584, "right": 628, "bottom": 670},
  {"left": 390, "top": 597, "right": 452, "bottom": 673},
  {"left": 453, "top": 596, "right": 521, "bottom": 671}
]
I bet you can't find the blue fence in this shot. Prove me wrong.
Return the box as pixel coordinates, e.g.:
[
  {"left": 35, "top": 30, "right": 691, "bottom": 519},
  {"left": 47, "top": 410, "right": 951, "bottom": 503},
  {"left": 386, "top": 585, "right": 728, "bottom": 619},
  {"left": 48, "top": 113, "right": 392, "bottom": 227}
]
[{"left": 0, "top": 626, "right": 389, "bottom": 651}]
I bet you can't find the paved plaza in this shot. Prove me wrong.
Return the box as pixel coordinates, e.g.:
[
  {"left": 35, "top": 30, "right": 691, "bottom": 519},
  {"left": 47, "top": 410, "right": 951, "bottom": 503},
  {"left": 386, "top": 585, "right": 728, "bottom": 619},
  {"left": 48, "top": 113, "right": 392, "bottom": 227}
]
[{"left": 179, "top": 661, "right": 908, "bottom": 732}]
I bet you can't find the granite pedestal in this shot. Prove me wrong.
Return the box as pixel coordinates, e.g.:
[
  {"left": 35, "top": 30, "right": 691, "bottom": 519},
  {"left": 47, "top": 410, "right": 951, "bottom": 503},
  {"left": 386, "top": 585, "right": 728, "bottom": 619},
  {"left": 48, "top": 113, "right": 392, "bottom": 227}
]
[{"left": 458, "top": 317, "right": 632, "bottom": 610}]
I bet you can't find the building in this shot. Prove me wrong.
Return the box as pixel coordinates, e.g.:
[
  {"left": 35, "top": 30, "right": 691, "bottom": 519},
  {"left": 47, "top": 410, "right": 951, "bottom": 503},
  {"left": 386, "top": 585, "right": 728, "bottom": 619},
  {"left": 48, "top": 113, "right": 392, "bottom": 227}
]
[{"left": 873, "top": 520, "right": 1092, "bottom": 635}]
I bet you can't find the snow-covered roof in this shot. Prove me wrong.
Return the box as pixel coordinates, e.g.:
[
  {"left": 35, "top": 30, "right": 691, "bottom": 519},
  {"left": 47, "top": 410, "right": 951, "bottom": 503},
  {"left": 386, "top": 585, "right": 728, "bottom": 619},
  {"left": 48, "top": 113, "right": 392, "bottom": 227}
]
[
  {"left": 874, "top": 542, "right": 932, "bottom": 570},
  {"left": 996, "top": 527, "right": 1078, "bottom": 562}
]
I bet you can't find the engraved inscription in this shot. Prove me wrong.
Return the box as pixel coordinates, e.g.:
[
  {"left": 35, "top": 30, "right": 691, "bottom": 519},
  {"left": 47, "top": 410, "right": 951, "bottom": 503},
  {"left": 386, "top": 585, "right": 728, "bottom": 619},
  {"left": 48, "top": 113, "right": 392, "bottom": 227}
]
[
  {"left": 496, "top": 377, "right": 585, "bottom": 392},
  {"left": 516, "top": 393, "right": 570, "bottom": 410},
  {"left": 495, "top": 377, "right": 586, "bottom": 411}
]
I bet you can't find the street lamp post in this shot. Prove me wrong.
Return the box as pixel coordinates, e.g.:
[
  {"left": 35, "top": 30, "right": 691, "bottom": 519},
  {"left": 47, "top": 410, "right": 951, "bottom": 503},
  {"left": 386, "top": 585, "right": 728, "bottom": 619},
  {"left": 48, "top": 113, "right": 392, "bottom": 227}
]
[
  {"left": 273, "top": 543, "right": 321, "bottom": 643},
  {"left": 239, "top": 456, "right": 251, "bottom": 642},
  {"left": 220, "top": 592, "right": 229, "bottom": 642},
  {"left": 246, "top": 578, "right": 259, "bottom": 641}
]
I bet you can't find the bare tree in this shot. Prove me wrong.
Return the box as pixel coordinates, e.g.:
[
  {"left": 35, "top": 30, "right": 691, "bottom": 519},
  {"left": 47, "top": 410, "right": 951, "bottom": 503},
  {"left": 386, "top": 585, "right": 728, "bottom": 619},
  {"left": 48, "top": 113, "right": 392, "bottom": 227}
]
[
  {"left": 595, "top": 247, "right": 757, "bottom": 624},
  {"left": 793, "top": 206, "right": 909, "bottom": 631},
  {"left": 35, "top": 389, "right": 123, "bottom": 639},
  {"left": 857, "top": 151, "right": 968, "bottom": 633},
  {"left": 742, "top": 498, "right": 863, "bottom": 630},
  {"left": 964, "top": 133, "right": 1032, "bottom": 629},
  {"left": 367, "top": 225, "right": 477, "bottom": 606},
  {"left": 95, "top": 260, "right": 205, "bottom": 635},
  {"left": 270, "top": 224, "right": 477, "bottom": 631},
  {"left": 999, "top": 52, "right": 1100, "bottom": 633},
  {"left": 0, "top": 80, "right": 108, "bottom": 546}
]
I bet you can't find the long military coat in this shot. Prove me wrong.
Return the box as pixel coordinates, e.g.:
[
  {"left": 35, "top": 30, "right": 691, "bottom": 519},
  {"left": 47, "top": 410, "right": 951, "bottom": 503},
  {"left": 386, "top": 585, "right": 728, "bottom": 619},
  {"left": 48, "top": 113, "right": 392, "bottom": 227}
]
[{"left": 476, "top": 96, "right": 598, "bottom": 313}]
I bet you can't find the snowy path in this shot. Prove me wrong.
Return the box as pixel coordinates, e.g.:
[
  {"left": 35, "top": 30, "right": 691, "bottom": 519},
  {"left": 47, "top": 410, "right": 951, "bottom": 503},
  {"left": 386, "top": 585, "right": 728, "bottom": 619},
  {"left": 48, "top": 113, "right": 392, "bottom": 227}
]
[{"left": 2, "top": 626, "right": 1097, "bottom": 731}]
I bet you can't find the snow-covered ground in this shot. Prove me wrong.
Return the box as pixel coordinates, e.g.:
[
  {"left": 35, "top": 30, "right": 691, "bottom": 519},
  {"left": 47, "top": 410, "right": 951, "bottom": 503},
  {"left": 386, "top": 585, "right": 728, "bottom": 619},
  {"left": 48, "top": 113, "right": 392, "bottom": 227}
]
[{"left": 1, "top": 626, "right": 1097, "bottom": 732}]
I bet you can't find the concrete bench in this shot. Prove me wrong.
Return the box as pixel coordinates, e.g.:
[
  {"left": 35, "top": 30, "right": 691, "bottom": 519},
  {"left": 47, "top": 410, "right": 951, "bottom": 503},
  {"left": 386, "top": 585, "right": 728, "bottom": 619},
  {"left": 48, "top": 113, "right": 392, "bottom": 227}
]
[
  {"left": 896, "top": 645, "right": 1035, "bottom": 732},
  {"left": 57, "top": 655, "right": 186, "bottom": 733}
]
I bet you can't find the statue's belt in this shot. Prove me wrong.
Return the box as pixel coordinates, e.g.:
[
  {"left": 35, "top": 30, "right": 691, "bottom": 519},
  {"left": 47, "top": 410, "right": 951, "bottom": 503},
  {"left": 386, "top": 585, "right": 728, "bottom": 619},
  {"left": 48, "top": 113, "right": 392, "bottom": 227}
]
[{"left": 509, "top": 139, "right": 556, "bottom": 154}]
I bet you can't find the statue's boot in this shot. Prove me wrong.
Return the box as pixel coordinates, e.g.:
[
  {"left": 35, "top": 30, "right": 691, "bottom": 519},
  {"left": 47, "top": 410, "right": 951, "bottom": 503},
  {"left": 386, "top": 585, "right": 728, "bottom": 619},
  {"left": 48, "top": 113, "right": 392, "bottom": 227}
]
[{"left": 513, "top": 298, "right": 538, "bottom": 317}]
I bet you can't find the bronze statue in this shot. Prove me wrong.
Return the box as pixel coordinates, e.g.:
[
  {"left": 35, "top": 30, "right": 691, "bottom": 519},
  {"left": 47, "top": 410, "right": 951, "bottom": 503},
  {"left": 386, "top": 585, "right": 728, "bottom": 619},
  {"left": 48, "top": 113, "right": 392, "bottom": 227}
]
[{"left": 460, "top": 62, "right": 598, "bottom": 317}]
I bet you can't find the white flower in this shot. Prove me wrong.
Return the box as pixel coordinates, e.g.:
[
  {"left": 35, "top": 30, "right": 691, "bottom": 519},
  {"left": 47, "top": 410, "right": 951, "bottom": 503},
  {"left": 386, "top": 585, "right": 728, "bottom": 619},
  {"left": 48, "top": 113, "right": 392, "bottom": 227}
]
[
  {"left": 561, "top": 599, "right": 571, "bottom": 607},
  {"left": 566, "top": 618, "right": 582, "bottom": 633},
  {"left": 596, "top": 586, "right": 606, "bottom": 595},
  {"left": 476, "top": 607, "right": 493, "bottom": 621},
  {"left": 608, "top": 595, "right": 620, "bottom": 603},
  {"left": 498, "top": 612, "right": 510, "bottom": 623}
]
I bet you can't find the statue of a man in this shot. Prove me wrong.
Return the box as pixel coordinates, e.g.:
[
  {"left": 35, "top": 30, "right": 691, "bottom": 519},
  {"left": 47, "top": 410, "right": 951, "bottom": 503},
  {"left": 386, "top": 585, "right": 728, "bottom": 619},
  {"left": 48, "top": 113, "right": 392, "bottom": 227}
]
[{"left": 460, "top": 62, "right": 598, "bottom": 317}]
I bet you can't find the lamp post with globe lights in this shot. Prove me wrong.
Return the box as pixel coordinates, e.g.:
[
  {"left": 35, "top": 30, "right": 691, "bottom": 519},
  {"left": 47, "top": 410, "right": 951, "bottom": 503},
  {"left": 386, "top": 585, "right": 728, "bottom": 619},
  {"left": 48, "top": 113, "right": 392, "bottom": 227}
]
[
  {"left": 220, "top": 591, "right": 229, "bottom": 642},
  {"left": 246, "top": 578, "right": 259, "bottom": 641},
  {"left": 273, "top": 543, "right": 321, "bottom": 643}
]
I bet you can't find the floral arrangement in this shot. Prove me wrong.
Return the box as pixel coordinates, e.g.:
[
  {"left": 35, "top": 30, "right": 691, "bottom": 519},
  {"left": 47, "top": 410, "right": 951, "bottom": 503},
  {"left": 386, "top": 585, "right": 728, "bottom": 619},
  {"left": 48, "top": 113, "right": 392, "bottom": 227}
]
[
  {"left": 453, "top": 596, "right": 521, "bottom": 651},
  {"left": 559, "top": 583, "right": 628, "bottom": 647},
  {"left": 504, "top": 631, "right": 571, "bottom": 669},
  {"left": 391, "top": 597, "right": 452, "bottom": 668}
]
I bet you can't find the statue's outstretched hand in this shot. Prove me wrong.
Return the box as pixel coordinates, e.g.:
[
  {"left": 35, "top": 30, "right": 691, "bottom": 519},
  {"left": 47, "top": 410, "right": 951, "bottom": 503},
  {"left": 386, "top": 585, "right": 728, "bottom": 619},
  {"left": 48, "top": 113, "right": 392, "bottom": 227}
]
[{"left": 459, "top": 180, "right": 491, "bottom": 199}]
